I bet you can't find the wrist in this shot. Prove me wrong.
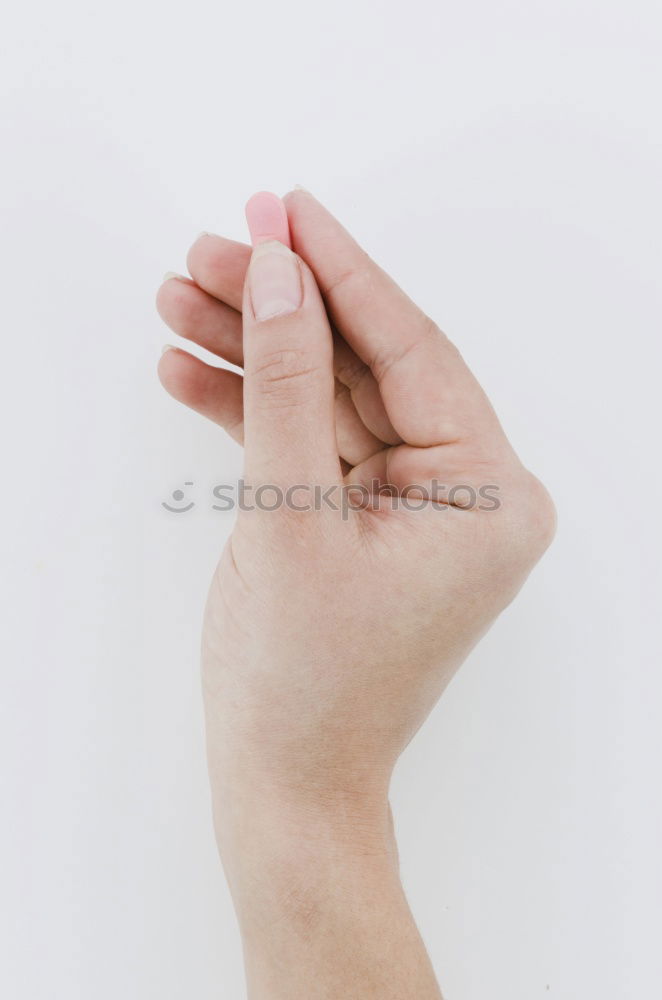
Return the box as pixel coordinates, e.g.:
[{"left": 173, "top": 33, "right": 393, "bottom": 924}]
[
  {"left": 207, "top": 771, "right": 442, "bottom": 998},
  {"left": 209, "top": 767, "right": 399, "bottom": 916}
]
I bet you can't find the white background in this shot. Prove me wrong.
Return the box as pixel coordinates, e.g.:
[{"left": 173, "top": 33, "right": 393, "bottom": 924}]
[{"left": 1, "top": 1, "right": 660, "bottom": 997}]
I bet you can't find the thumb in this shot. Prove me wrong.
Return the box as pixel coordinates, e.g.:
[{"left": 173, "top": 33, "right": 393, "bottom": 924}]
[{"left": 242, "top": 238, "right": 340, "bottom": 488}]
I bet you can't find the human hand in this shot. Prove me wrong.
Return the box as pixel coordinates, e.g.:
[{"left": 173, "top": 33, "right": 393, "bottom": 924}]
[{"left": 156, "top": 190, "right": 555, "bottom": 997}]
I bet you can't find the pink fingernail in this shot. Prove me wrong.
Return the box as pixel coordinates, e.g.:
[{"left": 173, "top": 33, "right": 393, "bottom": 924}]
[
  {"left": 248, "top": 241, "right": 301, "bottom": 322},
  {"left": 245, "top": 191, "right": 291, "bottom": 248}
]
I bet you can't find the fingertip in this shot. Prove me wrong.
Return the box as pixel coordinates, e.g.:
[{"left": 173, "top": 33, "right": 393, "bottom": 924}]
[
  {"left": 185, "top": 233, "right": 252, "bottom": 311},
  {"left": 283, "top": 186, "right": 312, "bottom": 204},
  {"left": 185, "top": 232, "right": 220, "bottom": 278},
  {"left": 282, "top": 187, "right": 321, "bottom": 241},
  {"left": 245, "top": 191, "right": 291, "bottom": 249},
  {"left": 157, "top": 347, "right": 245, "bottom": 438},
  {"left": 157, "top": 344, "right": 188, "bottom": 393},
  {"left": 157, "top": 344, "right": 213, "bottom": 409},
  {"left": 155, "top": 276, "right": 183, "bottom": 321},
  {"left": 155, "top": 273, "right": 199, "bottom": 330},
  {"left": 185, "top": 234, "right": 209, "bottom": 277}
]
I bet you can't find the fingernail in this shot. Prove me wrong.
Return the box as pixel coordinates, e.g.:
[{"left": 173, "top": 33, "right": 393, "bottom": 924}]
[
  {"left": 161, "top": 344, "right": 179, "bottom": 355},
  {"left": 163, "top": 271, "right": 186, "bottom": 282},
  {"left": 196, "top": 231, "right": 213, "bottom": 239},
  {"left": 245, "top": 192, "right": 290, "bottom": 248},
  {"left": 248, "top": 241, "right": 301, "bottom": 322}
]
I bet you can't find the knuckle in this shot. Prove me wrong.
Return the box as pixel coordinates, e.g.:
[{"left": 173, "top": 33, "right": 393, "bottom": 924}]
[
  {"left": 504, "top": 472, "right": 557, "bottom": 561},
  {"left": 369, "top": 315, "right": 444, "bottom": 385},
  {"left": 252, "top": 349, "right": 321, "bottom": 405},
  {"left": 424, "top": 314, "right": 460, "bottom": 357},
  {"left": 371, "top": 337, "right": 422, "bottom": 384},
  {"left": 522, "top": 475, "right": 557, "bottom": 553},
  {"left": 323, "top": 257, "right": 374, "bottom": 305},
  {"left": 335, "top": 353, "right": 370, "bottom": 390}
]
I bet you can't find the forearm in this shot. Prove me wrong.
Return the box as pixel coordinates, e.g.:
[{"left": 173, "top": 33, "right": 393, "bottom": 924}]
[{"left": 212, "top": 775, "right": 442, "bottom": 999}]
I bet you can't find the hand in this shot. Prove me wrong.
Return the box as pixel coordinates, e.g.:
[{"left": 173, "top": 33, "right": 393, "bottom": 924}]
[{"left": 156, "top": 190, "right": 555, "bottom": 998}]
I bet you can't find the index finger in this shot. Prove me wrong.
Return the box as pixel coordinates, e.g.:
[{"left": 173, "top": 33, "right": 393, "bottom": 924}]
[{"left": 283, "top": 189, "right": 503, "bottom": 449}]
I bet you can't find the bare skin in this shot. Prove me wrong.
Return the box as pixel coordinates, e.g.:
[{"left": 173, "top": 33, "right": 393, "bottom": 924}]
[{"left": 156, "top": 190, "right": 556, "bottom": 998}]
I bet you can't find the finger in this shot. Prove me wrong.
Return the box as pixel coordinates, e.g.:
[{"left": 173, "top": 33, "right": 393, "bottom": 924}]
[
  {"left": 346, "top": 441, "right": 509, "bottom": 507},
  {"left": 187, "top": 235, "right": 251, "bottom": 311},
  {"left": 186, "top": 193, "right": 294, "bottom": 309},
  {"left": 156, "top": 342, "right": 375, "bottom": 469},
  {"left": 242, "top": 239, "right": 339, "bottom": 485},
  {"left": 245, "top": 191, "right": 291, "bottom": 247},
  {"left": 333, "top": 333, "right": 401, "bottom": 446},
  {"left": 156, "top": 275, "right": 385, "bottom": 467},
  {"left": 333, "top": 379, "right": 386, "bottom": 468},
  {"left": 245, "top": 193, "right": 382, "bottom": 470},
  {"left": 158, "top": 346, "right": 244, "bottom": 443},
  {"left": 156, "top": 275, "right": 243, "bottom": 366},
  {"left": 179, "top": 225, "right": 405, "bottom": 451},
  {"left": 283, "top": 189, "right": 504, "bottom": 448}
]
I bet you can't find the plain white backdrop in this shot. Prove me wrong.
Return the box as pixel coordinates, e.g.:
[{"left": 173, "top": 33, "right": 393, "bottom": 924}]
[{"left": 1, "top": 1, "right": 660, "bottom": 997}]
